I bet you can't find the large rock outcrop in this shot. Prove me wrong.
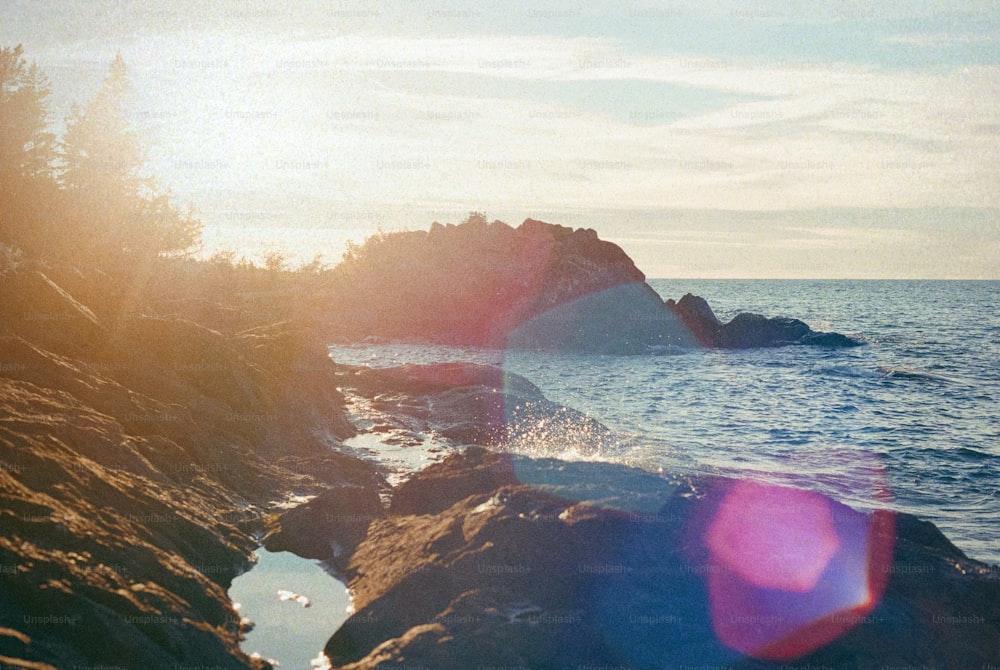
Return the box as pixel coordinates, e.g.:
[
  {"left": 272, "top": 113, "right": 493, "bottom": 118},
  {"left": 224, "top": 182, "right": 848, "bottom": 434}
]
[
  {"left": 323, "top": 448, "right": 999, "bottom": 670},
  {"left": 321, "top": 217, "right": 695, "bottom": 351},
  {"left": 0, "top": 264, "right": 381, "bottom": 668},
  {"left": 319, "top": 216, "right": 859, "bottom": 352}
]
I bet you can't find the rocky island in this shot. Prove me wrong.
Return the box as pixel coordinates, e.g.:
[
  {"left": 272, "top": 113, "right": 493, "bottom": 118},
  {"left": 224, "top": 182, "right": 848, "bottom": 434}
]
[
  {"left": 1, "top": 218, "right": 996, "bottom": 669},
  {"left": 317, "top": 215, "right": 862, "bottom": 352}
]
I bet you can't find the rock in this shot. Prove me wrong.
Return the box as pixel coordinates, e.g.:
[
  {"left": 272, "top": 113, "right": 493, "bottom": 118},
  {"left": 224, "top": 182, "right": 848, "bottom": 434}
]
[
  {"left": 718, "top": 312, "right": 812, "bottom": 348},
  {"left": 320, "top": 217, "right": 694, "bottom": 352},
  {"left": 0, "top": 264, "right": 382, "bottom": 668},
  {"left": 263, "top": 484, "right": 385, "bottom": 570},
  {"left": 507, "top": 281, "right": 697, "bottom": 353},
  {"left": 0, "top": 270, "right": 106, "bottom": 359},
  {"left": 337, "top": 363, "right": 620, "bottom": 453},
  {"left": 389, "top": 447, "right": 518, "bottom": 516},
  {"left": 663, "top": 293, "right": 721, "bottom": 347},
  {"left": 321, "top": 217, "right": 860, "bottom": 352},
  {"left": 323, "top": 449, "right": 1000, "bottom": 669},
  {"left": 801, "top": 330, "right": 864, "bottom": 347},
  {"left": 667, "top": 292, "right": 863, "bottom": 348}
]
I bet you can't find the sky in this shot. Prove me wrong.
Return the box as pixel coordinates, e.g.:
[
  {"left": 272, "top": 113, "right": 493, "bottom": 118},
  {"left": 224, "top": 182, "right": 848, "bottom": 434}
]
[{"left": 2, "top": 0, "right": 998, "bottom": 278}]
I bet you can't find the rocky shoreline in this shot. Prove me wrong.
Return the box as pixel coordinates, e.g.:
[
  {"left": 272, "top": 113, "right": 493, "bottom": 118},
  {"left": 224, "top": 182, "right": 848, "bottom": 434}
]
[
  {"left": 0, "top": 263, "right": 380, "bottom": 668},
  {"left": 291, "top": 360, "right": 997, "bottom": 669},
  {"left": 316, "top": 446, "right": 999, "bottom": 669},
  {"left": 1, "top": 221, "right": 996, "bottom": 668}
]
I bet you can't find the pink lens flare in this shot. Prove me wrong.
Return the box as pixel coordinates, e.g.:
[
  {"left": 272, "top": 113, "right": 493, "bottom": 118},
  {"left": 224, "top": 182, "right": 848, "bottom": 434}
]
[
  {"left": 701, "top": 478, "right": 896, "bottom": 660},
  {"left": 707, "top": 481, "right": 841, "bottom": 593}
]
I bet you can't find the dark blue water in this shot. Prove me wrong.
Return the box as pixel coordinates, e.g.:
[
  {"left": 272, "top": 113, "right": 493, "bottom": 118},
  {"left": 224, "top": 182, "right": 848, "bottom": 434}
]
[{"left": 330, "top": 280, "right": 1000, "bottom": 565}]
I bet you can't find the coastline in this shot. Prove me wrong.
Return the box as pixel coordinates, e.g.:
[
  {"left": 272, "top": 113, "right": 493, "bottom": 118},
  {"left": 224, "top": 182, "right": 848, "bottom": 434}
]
[{"left": 1, "top": 223, "right": 997, "bottom": 668}]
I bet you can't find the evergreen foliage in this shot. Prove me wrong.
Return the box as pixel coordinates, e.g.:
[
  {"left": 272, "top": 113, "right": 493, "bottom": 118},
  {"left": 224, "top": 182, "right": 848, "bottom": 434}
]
[
  {"left": 0, "top": 45, "right": 200, "bottom": 265},
  {"left": 0, "top": 44, "right": 59, "bottom": 254}
]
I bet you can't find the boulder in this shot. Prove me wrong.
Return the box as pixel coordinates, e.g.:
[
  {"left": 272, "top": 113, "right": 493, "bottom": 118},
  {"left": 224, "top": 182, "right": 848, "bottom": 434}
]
[
  {"left": 507, "top": 281, "right": 697, "bottom": 353},
  {"left": 263, "top": 484, "right": 385, "bottom": 570}
]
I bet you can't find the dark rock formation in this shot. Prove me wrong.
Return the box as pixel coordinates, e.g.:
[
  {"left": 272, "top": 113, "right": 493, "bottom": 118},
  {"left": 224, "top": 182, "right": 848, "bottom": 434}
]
[
  {"left": 667, "top": 292, "right": 863, "bottom": 348},
  {"left": 324, "top": 448, "right": 1000, "bottom": 670},
  {"left": 507, "top": 280, "right": 698, "bottom": 353},
  {"left": 263, "top": 484, "right": 385, "bottom": 571},
  {"left": 0, "top": 264, "right": 382, "bottom": 668}
]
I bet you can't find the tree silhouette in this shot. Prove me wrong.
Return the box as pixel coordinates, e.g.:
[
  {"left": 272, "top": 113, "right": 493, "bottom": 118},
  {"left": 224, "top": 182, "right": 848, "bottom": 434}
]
[
  {"left": 0, "top": 45, "right": 55, "bottom": 182},
  {"left": 60, "top": 53, "right": 142, "bottom": 199},
  {"left": 0, "top": 44, "right": 59, "bottom": 253},
  {"left": 59, "top": 53, "right": 200, "bottom": 263}
]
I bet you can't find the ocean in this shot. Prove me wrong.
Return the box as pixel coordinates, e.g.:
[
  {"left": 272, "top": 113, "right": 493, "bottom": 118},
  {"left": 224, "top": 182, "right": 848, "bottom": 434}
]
[{"left": 328, "top": 279, "right": 1000, "bottom": 566}]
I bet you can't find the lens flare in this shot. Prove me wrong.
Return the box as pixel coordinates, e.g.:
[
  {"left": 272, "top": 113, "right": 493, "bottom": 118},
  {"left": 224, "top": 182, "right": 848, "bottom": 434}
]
[
  {"left": 707, "top": 481, "right": 840, "bottom": 592},
  {"left": 701, "top": 479, "right": 895, "bottom": 660}
]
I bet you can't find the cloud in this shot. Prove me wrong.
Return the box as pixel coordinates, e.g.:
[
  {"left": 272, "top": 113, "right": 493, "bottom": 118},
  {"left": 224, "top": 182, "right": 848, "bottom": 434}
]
[
  {"left": 7, "top": 5, "right": 996, "bottom": 276},
  {"left": 33, "top": 27, "right": 993, "bottom": 213}
]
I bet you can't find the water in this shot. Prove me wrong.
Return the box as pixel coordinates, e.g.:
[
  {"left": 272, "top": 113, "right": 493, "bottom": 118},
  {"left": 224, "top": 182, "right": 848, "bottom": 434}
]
[
  {"left": 227, "top": 549, "right": 352, "bottom": 669},
  {"left": 328, "top": 280, "right": 1000, "bottom": 566}
]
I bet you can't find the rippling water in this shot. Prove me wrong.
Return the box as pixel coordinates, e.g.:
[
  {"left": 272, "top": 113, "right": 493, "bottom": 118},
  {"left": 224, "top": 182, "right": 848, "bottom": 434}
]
[{"left": 329, "top": 280, "right": 1000, "bottom": 565}]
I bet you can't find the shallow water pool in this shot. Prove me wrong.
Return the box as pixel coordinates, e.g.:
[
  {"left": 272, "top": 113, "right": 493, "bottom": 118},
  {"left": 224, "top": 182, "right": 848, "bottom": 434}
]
[{"left": 228, "top": 548, "right": 352, "bottom": 668}]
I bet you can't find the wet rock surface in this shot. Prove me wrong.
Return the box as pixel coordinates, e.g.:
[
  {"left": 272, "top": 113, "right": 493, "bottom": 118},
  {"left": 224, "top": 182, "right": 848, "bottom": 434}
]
[
  {"left": 335, "top": 361, "right": 620, "bottom": 454},
  {"left": 324, "top": 448, "right": 999, "bottom": 670},
  {"left": 263, "top": 484, "right": 385, "bottom": 571}
]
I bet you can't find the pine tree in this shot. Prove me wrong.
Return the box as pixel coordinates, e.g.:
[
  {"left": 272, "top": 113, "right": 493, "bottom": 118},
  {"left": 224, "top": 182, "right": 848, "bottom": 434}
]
[
  {"left": 60, "top": 53, "right": 143, "bottom": 199},
  {"left": 0, "top": 45, "right": 55, "bottom": 182},
  {"left": 0, "top": 44, "right": 58, "bottom": 253},
  {"left": 60, "top": 53, "right": 200, "bottom": 263}
]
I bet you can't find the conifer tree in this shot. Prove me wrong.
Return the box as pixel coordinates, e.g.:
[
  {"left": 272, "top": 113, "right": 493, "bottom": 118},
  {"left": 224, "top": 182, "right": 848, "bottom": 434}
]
[
  {"left": 0, "top": 44, "right": 58, "bottom": 253},
  {"left": 60, "top": 53, "right": 199, "bottom": 263},
  {"left": 60, "top": 53, "right": 142, "bottom": 200},
  {"left": 0, "top": 45, "right": 55, "bottom": 182}
]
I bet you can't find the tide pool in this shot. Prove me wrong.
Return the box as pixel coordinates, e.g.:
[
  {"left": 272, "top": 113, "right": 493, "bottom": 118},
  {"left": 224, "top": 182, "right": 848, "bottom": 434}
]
[{"left": 228, "top": 548, "right": 352, "bottom": 668}]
